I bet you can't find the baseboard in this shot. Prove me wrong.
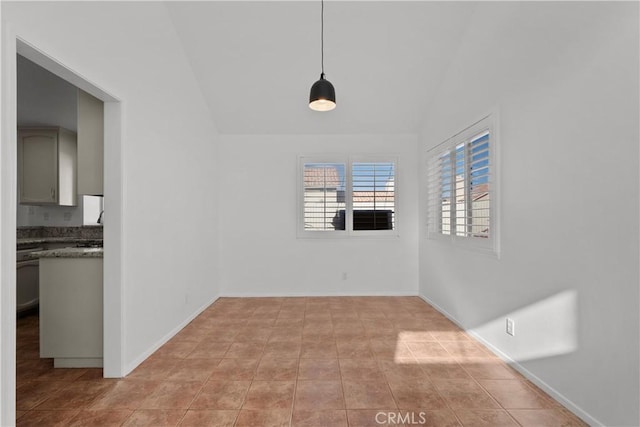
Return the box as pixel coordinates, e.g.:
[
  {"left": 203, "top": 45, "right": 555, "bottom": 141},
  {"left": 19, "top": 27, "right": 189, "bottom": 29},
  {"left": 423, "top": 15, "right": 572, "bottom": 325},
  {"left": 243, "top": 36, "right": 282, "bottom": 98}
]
[
  {"left": 123, "top": 294, "right": 219, "bottom": 376},
  {"left": 220, "top": 291, "right": 418, "bottom": 297},
  {"left": 419, "top": 294, "right": 602, "bottom": 427}
]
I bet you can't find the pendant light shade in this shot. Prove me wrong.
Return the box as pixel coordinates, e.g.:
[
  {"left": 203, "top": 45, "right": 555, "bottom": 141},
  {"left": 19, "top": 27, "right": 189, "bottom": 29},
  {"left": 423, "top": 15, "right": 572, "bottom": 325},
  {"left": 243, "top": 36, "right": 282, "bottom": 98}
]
[
  {"left": 309, "top": 0, "right": 336, "bottom": 111},
  {"left": 309, "top": 73, "right": 336, "bottom": 111}
]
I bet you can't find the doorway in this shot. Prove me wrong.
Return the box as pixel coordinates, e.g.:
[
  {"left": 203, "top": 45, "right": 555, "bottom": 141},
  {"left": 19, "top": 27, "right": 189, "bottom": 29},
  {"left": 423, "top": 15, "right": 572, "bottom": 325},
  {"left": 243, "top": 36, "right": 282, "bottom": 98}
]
[{"left": 1, "top": 36, "right": 124, "bottom": 426}]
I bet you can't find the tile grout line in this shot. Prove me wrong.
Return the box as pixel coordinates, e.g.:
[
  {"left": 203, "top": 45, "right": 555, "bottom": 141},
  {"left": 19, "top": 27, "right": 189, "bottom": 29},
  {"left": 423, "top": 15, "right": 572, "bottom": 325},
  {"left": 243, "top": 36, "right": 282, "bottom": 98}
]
[
  {"left": 470, "top": 377, "right": 525, "bottom": 427},
  {"left": 335, "top": 346, "right": 351, "bottom": 427},
  {"left": 290, "top": 339, "right": 302, "bottom": 427},
  {"left": 279, "top": 301, "right": 296, "bottom": 427},
  {"left": 416, "top": 297, "right": 519, "bottom": 427},
  {"left": 405, "top": 333, "right": 467, "bottom": 427},
  {"left": 455, "top": 355, "right": 524, "bottom": 426}
]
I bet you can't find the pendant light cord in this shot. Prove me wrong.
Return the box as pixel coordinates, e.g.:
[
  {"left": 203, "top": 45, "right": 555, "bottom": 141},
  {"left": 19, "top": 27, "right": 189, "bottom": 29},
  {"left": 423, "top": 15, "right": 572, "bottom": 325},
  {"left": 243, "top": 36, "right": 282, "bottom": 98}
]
[{"left": 321, "top": 0, "right": 325, "bottom": 77}]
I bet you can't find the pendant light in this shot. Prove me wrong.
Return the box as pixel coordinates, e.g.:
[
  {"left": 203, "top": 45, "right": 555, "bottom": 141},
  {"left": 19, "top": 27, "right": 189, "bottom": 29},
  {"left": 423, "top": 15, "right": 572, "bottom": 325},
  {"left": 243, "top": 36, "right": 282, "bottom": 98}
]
[{"left": 309, "top": 0, "right": 336, "bottom": 111}]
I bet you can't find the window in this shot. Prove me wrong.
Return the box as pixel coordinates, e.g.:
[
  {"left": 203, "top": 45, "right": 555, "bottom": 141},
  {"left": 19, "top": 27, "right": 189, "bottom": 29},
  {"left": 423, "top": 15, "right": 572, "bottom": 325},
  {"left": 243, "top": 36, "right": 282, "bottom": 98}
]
[
  {"left": 82, "top": 195, "right": 104, "bottom": 226},
  {"left": 427, "top": 115, "right": 498, "bottom": 253},
  {"left": 352, "top": 162, "right": 395, "bottom": 230},
  {"left": 299, "top": 157, "right": 397, "bottom": 237},
  {"left": 302, "top": 163, "right": 346, "bottom": 231}
]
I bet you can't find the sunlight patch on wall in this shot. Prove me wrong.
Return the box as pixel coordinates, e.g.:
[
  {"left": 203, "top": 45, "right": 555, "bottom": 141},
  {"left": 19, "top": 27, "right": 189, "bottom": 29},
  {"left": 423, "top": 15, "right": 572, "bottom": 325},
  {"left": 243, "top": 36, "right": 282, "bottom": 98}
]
[{"left": 472, "top": 290, "right": 578, "bottom": 362}]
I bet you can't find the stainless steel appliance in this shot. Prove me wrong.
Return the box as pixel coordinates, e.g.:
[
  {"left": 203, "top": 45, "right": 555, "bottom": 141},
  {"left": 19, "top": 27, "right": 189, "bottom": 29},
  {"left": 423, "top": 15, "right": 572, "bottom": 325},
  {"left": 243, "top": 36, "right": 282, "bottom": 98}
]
[{"left": 17, "top": 246, "right": 42, "bottom": 314}]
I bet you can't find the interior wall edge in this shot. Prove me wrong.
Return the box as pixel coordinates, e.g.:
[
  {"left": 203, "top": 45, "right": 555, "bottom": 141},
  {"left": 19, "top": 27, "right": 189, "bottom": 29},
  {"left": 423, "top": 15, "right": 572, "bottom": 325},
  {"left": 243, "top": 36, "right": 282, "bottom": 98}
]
[
  {"left": 418, "top": 294, "right": 602, "bottom": 427},
  {"left": 0, "top": 19, "right": 19, "bottom": 427},
  {"left": 122, "top": 294, "right": 219, "bottom": 377}
]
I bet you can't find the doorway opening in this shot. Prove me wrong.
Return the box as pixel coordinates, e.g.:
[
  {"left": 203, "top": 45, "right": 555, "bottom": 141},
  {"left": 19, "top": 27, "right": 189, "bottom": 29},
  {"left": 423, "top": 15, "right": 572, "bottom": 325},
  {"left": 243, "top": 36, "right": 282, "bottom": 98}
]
[{"left": 1, "top": 36, "right": 124, "bottom": 425}]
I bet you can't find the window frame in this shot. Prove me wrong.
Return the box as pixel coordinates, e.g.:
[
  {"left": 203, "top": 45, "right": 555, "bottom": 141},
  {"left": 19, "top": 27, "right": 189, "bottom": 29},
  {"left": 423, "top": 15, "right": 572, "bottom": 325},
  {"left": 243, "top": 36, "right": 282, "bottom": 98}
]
[
  {"left": 427, "top": 114, "right": 500, "bottom": 256},
  {"left": 298, "top": 155, "right": 399, "bottom": 239}
]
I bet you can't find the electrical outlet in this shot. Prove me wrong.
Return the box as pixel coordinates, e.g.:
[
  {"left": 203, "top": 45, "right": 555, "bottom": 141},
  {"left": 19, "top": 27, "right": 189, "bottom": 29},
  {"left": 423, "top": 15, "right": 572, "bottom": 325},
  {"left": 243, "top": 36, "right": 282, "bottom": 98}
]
[
  {"left": 506, "top": 318, "right": 515, "bottom": 336},
  {"left": 63, "top": 212, "right": 72, "bottom": 221},
  {"left": 43, "top": 212, "right": 49, "bottom": 221}
]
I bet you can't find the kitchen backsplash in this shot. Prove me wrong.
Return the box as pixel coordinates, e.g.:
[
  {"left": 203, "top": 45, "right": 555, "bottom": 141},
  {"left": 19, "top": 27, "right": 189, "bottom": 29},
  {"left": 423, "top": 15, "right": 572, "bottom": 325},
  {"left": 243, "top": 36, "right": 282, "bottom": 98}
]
[
  {"left": 17, "top": 226, "right": 103, "bottom": 239},
  {"left": 17, "top": 196, "right": 104, "bottom": 227},
  {"left": 17, "top": 203, "right": 84, "bottom": 227}
]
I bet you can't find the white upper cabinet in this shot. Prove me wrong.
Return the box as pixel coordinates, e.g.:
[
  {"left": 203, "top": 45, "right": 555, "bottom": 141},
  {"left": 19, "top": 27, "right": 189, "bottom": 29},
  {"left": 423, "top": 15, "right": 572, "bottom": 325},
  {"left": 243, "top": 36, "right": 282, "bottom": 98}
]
[
  {"left": 18, "top": 127, "right": 77, "bottom": 206},
  {"left": 77, "top": 89, "right": 104, "bottom": 196}
]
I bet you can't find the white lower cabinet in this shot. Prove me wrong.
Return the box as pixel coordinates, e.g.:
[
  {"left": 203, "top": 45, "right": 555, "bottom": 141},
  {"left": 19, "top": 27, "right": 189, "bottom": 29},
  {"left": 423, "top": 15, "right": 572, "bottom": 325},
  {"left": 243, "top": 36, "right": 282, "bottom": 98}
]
[{"left": 39, "top": 257, "right": 103, "bottom": 367}]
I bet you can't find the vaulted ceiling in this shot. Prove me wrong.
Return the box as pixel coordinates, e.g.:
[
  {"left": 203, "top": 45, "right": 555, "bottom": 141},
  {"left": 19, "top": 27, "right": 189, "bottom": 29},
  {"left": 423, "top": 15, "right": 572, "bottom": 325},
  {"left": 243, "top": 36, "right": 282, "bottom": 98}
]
[{"left": 165, "top": 2, "right": 477, "bottom": 134}]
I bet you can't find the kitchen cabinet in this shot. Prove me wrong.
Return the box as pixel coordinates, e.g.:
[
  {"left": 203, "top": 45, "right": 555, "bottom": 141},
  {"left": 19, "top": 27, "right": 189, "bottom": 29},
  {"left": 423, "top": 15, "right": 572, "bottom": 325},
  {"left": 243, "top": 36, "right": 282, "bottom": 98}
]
[
  {"left": 77, "top": 89, "right": 104, "bottom": 195},
  {"left": 18, "top": 127, "right": 77, "bottom": 206},
  {"left": 39, "top": 256, "right": 103, "bottom": 368}
]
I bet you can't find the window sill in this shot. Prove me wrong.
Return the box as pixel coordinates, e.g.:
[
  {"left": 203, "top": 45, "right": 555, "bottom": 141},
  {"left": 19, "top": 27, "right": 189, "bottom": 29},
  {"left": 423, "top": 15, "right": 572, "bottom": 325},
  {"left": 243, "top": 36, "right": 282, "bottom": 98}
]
[
  {"left": 297, "top": 230, "right": 400, "bottom": 240},
  {"left": 427, "top": 233, "right": 500, "bottom": 259}
]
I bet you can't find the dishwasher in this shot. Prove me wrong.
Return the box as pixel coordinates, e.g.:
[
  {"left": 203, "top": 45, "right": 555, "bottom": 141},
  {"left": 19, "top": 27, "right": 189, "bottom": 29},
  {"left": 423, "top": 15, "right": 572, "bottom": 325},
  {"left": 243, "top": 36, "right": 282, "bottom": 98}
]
[{"left": 17, "top": 247, "right": 42, "bottom": 315}]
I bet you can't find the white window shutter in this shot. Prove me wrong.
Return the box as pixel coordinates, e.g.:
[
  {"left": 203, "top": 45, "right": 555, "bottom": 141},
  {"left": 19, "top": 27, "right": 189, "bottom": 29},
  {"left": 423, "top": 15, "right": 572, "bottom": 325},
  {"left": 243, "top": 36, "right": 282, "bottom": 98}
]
[
  {"left": 302, "top": 163, "right": 346, "bottom": 231},
  {"left": 352, "top": 162, "right": 395, "bottom": 231},
  {"left": 427, "top": 115, "right": 495, "bottom": 251}
]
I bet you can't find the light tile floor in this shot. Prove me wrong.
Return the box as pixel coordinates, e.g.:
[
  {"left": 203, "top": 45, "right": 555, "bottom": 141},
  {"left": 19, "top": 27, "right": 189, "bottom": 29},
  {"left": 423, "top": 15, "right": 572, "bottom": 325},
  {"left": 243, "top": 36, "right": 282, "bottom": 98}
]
[{"left": 16, "top": 297, "right": 587, "bottom": 426}]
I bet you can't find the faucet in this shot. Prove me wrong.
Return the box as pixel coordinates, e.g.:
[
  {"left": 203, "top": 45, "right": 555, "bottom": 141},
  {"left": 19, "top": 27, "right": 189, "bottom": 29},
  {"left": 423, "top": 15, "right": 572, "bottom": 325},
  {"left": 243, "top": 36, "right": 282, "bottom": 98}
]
[{"left": 97, "top": 210, "right": 104, "bottom": 224}]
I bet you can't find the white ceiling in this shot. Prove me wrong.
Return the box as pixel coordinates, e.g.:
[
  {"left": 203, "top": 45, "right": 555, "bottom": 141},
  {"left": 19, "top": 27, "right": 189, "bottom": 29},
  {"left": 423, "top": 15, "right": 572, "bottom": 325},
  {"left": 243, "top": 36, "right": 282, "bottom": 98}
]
[{"left": 165, "top": 1, "right": 477, "bottom": 134}]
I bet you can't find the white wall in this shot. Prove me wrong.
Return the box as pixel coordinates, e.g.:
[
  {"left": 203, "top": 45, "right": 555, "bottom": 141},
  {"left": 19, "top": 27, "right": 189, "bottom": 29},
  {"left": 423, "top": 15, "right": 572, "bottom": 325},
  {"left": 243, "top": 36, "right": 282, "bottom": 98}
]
[
  {"left": 419, "top": 3, "right": 639, "bottom": 426},
  {"left": 219, "top": 134, "right": 419, "bottom": 297},
  {"left": 2, "top": 0, "right": 220, "bottom": 394},
  {"left": 17, "top": 54, "right": 77, "bottom": 131}
]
